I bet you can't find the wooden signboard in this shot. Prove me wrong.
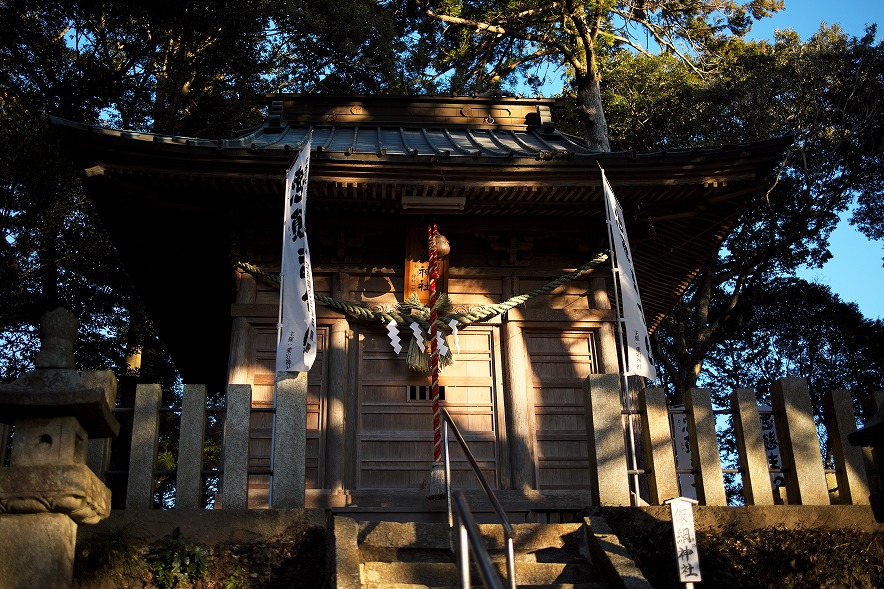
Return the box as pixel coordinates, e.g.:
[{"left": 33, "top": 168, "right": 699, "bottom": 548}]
[{"left": 404, "top": 225, "right": 448, "bottom": 305}]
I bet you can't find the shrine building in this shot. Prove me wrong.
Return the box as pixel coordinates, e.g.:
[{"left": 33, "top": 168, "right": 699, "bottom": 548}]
[{"left": 51, "top": 94, "right": 788, "bottom": 514}]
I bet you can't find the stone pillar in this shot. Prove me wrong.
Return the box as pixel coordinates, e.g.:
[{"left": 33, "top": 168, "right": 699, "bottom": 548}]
[
  {"left": 685, "top": 388, "right": 727, "bottom": 505},
  {"left": 272, "top": 373, "right": 308, "bottom": 507},
  {"left": 0, "top": 308, "right": 119, "bottom": 589},
  {"left": 848, "top": 392, "right": 884, "bottom": 520},
  {"left": 731, "top": 388, "right": 775, "bottom": 506},
  {"left": 585, "top": 374, "right": 631, "bottom": 506},
  {"left": 771, "top": 378, "right": 829, "bottom": 505},
  {"left": 126, "top": 384, "right": 161, "bottom": 509},
  {"left": 176, "top": 384, "right": 208, "bottom": 509},
  {"left": 639, "top": 388, "right": 679, "bottom": 504},
  {"left": 221, "top": 384, "right": 252, "bottom": 508},
  {"left": 824, "top": 390, "right": 870, "bottom": 505}
]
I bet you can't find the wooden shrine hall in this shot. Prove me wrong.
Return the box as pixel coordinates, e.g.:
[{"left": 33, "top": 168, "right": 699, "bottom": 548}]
[{"left": 52, "top": 94, "right": 788, "bottom": 514}]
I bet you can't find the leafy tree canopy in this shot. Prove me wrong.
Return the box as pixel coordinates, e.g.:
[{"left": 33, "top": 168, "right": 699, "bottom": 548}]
[
  {"left": 1, "top": 0, "right": 413, "bottom": 135},
  {"left": 614, "top": 27, "right": 884, "bottom": 399},
  {"left": 702, "top": 277, "right": 884, "bottom": 406},
  {"left": 0, "top": 0, "right": 412, "bottom": 384},
  {"left": 409, "top": 0, "right": 784, "bottom": 149}
]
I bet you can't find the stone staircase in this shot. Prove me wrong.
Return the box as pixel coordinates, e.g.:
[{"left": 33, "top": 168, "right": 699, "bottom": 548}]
[{"left": 331, "top": 516, "right": 652, "bottom": 589}]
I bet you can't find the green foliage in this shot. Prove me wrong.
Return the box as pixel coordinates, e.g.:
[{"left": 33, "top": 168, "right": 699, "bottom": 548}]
[
  {"left": 613, "top": 515, "right": 884, "bottom": 589},
  {"left": 75, "top": 527, "right": 150, "bottom": 587},
  {"left": 0, "top": 0, "right": 412, "bottom": 384},
  {"left": 0, "top": 0, "right": 413, "bottom": 136},
  {"left": 0, "top": 99, "right": 144, "bottom": 381},
  {"left": 75, "top": 525, "right": 327, "bottom": 588},
  {"left": 147, "top": 530, "right": 210, "bottom": 589},
  {"left": 409, "top": 0, "right": 783, "bottom": 146},
  {"left": 224, "top": 566, "right": 252, "bottom": 589},
  {"left": 626, "top": 27, "right": 884, "bottom": 398},
  {"left": 703, "top": 278, "right": 884, "bottom": 403},
  {"left": 268, "top": 0, "right": 418, "bottom": 95}
]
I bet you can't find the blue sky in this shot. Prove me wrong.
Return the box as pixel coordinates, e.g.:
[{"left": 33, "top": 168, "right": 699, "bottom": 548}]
[{"left": 748, "top": 1, "right": 884, "bottom": 320}]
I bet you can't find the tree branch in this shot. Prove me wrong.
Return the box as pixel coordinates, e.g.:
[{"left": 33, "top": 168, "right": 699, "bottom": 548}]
[{"left": 419, "top": 2, "right": 582, "bottom": 72}]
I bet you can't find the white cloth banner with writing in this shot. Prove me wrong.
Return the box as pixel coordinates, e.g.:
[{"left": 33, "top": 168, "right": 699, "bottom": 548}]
[
  {"left": 602, "top": 170, "right": 657, "bottom": 380},
  {"left": 276, "top": 140, "right": 316, "bottom": 373}
]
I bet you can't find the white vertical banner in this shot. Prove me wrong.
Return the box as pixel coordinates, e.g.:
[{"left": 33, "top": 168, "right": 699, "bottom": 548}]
[
  {"left": 276, "top": 140, "right": 316, "bottom": 373},
  {"left": 671, "top": 409, "right": 698, "bottom": 499},
  {"left": 602, "top": 169, "right": 657, "bottom": 381}
]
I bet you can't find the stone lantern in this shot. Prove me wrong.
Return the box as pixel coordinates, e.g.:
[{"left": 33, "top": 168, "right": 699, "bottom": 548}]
[{"left": 0, "top": 308, "right": 119, "bottom": 589}]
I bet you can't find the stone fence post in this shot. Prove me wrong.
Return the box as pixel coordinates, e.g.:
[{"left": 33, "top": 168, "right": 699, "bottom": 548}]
[{"left": 0, "top": 308, "right": 119, "bottom": 589}]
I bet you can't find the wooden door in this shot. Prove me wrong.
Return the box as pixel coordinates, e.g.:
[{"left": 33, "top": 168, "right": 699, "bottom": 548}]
[
  {"left": 357, "top": 325, "right": 501, "bottom": 490},
  {"left": 524, "top": 329, "right": 599, "bottom": 489}
]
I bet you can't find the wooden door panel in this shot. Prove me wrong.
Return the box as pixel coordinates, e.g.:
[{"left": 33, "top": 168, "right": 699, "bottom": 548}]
[
  {"left": 357, "top": 326, "right": 499, "bottom": 490},
  {"left": 525, "top": 330, "right": 598, "bottom": 490}
]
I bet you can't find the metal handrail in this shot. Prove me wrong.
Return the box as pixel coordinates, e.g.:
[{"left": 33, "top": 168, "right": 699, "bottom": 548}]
[
  {"left": 441, "top": 407, "right": 516, "bottom": 589},
  {"left": 452, "top": 491, "right": 505, "bottom": 589}
]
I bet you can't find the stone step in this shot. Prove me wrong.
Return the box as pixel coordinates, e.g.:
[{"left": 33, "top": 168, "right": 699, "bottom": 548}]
[
  {"left": 362, "top": 546, "right": 590, "bottom": 565},
  {"left": 362, "top": 579, "right": 608, "bottom": 588},
  {"left": 333, "top": 515, "right": 651, "bottom": 589},
  {"left": 359, "top": 521, "right": 586, "bottom": 553},
  {"left": 361, "top": 561, "right": 599, "bottom": 588}
]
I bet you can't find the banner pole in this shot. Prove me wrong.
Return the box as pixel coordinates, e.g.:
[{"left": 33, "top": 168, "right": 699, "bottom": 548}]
[{"left": 601, "top": 168, "right": 642, "bottom": 504}]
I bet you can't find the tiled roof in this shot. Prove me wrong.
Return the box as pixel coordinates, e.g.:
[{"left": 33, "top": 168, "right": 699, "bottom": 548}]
[
  {"left": 246, "top": 125, "right": 594, "bottom": 159},
  {"left": 52, "top": 118, "right": 595, "bottom": 160}
]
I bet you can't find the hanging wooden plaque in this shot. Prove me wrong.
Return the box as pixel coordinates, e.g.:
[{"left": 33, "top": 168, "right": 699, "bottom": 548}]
[{"left": 404, "top": 225, "right": 448, "bottom": 305}]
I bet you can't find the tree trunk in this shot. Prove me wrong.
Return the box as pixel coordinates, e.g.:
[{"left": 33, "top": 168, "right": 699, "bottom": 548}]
[{"left": 575, "top": 72, "right": 611, "bottom": 152}]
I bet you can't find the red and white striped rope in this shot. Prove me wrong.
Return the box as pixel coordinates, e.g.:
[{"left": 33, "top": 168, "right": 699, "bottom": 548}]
[{"left": 428, "top": 223, "right": 442, "bottom": 464}]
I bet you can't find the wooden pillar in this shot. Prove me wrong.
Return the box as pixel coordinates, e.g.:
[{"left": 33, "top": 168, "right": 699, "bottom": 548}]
[
  {"left": 640, "top": 388, "right": 679, "bottom": 504},
  {"left": 345, "top": 329, "right": 360, "bottom": 489},
  {"left": 824, "top": 390, "right": 870, "bottom": 505},
  {"left": 590, "top": 276, "right": 620, "bottom": 374},
  {"left": 502, "top": 277, "right": 535, "bottom": 491},
  {"left": 585, "top": 374, "right": 631, "bottom": 505},
  {"left": 325, "top": 318, "right": 349, "bottom": 493},
  {"left": 731, "top": 388, "right": 774, "bottom": 505},
  {"left": 126, "top": 384, "right": 161, "bottom": 509},
  {"left": 685, "top": 388, "right": 727, "bottom": 505},
  {"left": 176, "top": 384, "right": 208, "bottom": 509},
  {"left": 228, "top": 270, "right": 256, "bottom": 385},
  {"left": 771, "top": 378, "right": 829, "bottom": 505}
]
